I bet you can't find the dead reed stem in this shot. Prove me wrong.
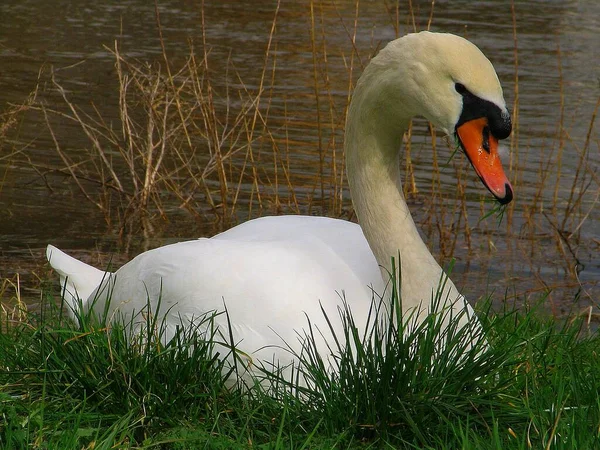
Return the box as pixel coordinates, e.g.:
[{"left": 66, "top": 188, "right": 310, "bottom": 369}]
[{"left": 508, "top": 0, "right": 520, "bottom": 230}]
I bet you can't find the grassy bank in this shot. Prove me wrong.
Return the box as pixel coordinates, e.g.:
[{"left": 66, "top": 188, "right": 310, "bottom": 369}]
[{"left": 1, "top": 288, "right": 599, "bottom": 449}]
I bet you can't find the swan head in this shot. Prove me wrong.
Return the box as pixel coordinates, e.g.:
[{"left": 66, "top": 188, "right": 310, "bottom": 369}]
[{"left": 357, "top": 31, "right": 513, "bottom": 203}]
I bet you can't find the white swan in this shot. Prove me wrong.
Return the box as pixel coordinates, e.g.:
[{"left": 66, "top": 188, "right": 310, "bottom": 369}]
[{"left": 46, "top": 31, "right": 512, "bottom": 381}]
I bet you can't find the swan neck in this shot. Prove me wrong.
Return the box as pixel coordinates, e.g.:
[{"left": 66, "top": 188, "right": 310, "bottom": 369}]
[{"left": 345, "top": 81, "right": 449, "bottom": 310}]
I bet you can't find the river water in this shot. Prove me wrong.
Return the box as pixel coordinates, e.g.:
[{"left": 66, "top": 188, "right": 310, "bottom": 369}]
[{"left": 1, "top": 0, "right": 598, "bottom": 314}]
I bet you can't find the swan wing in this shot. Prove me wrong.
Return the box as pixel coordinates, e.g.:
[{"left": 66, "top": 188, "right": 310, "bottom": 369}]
[
  {"left": 59, "top": 216, "right": 383, "bottom": 369},
  {"left": 46, "top": 245, "right": 108, "bottom": 318}
]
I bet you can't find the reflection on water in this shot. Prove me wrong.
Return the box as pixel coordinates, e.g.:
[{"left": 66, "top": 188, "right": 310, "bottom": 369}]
[{"left": 0, "top": 0, "right": 598, "bottom": 311}]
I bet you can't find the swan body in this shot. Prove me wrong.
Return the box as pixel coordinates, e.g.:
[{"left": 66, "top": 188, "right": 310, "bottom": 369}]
[
  {"left": 47, "top": 216, "right": 384, "bottom": 378},
  {"left": 47, "top": 31, "right": 513, "bottom": 381}
]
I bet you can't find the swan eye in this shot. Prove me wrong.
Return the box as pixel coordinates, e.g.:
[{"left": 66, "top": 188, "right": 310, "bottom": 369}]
[
  {"left": 455, "top": 82, "right": 468, "bottom": 95},
  {"left": 482, "top": 125, "right": 491, "bottom": 153}
]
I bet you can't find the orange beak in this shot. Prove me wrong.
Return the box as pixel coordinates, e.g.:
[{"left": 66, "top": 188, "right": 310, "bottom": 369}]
[{"left": 456, "top": 117, "right": 513, "bottom": 204}]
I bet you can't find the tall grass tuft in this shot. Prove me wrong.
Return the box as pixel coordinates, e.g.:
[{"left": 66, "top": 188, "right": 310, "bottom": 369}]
[{"left": 2, "top": 273, "right": 599, "bottom": 448}]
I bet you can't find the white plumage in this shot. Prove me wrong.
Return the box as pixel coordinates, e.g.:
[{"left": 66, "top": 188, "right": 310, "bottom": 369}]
[{"left": 47, "top": 31, "right": 513, "bottom": 382}]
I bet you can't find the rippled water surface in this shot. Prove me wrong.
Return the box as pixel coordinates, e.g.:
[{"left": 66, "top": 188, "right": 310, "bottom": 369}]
[{"left": 1, "top": 0, "right": 598, "bottom": 312}]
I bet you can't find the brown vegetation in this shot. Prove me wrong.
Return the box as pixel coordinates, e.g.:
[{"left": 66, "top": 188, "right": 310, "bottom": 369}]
[{"left": 1, "top": 0, "right": 598, "bottom": 314}]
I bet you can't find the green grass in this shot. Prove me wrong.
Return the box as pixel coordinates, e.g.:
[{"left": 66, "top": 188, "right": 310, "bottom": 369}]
[{"left": 1, "top": 283, "right": 599, "bottom": 449}]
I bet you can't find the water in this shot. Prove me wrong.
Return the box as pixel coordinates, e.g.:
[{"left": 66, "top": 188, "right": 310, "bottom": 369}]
[{"left": 1, "top": 0, "right": 598, "bottom": 312}]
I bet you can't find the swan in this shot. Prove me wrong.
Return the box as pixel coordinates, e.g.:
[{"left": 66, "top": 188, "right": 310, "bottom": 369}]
[{"left": 46, "top": 31, "right": 512, "bottom": 382}]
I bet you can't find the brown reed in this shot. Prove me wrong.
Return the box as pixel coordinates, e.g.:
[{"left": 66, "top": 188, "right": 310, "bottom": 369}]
[{"left": 1, "top": 0, "right": 598, "bottom": 309}]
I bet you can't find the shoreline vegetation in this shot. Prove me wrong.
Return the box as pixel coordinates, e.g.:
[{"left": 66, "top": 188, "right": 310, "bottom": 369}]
[
  {"left": 1, "top": 0, "right": 598, "bottom": 309},
  {"left": 1, "top": 0, "right": 599, "bottom": 447},
  {"left": 0, "top": 0, "right": 598, "bottom": 311},
  {"left": 2, "top": 276, "right": 600, "bottom": 448}
]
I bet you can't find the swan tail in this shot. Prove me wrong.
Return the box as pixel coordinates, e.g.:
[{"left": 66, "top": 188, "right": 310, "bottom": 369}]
[{"left": 46, "top": 245, "right": 108, "bottom": 318}]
